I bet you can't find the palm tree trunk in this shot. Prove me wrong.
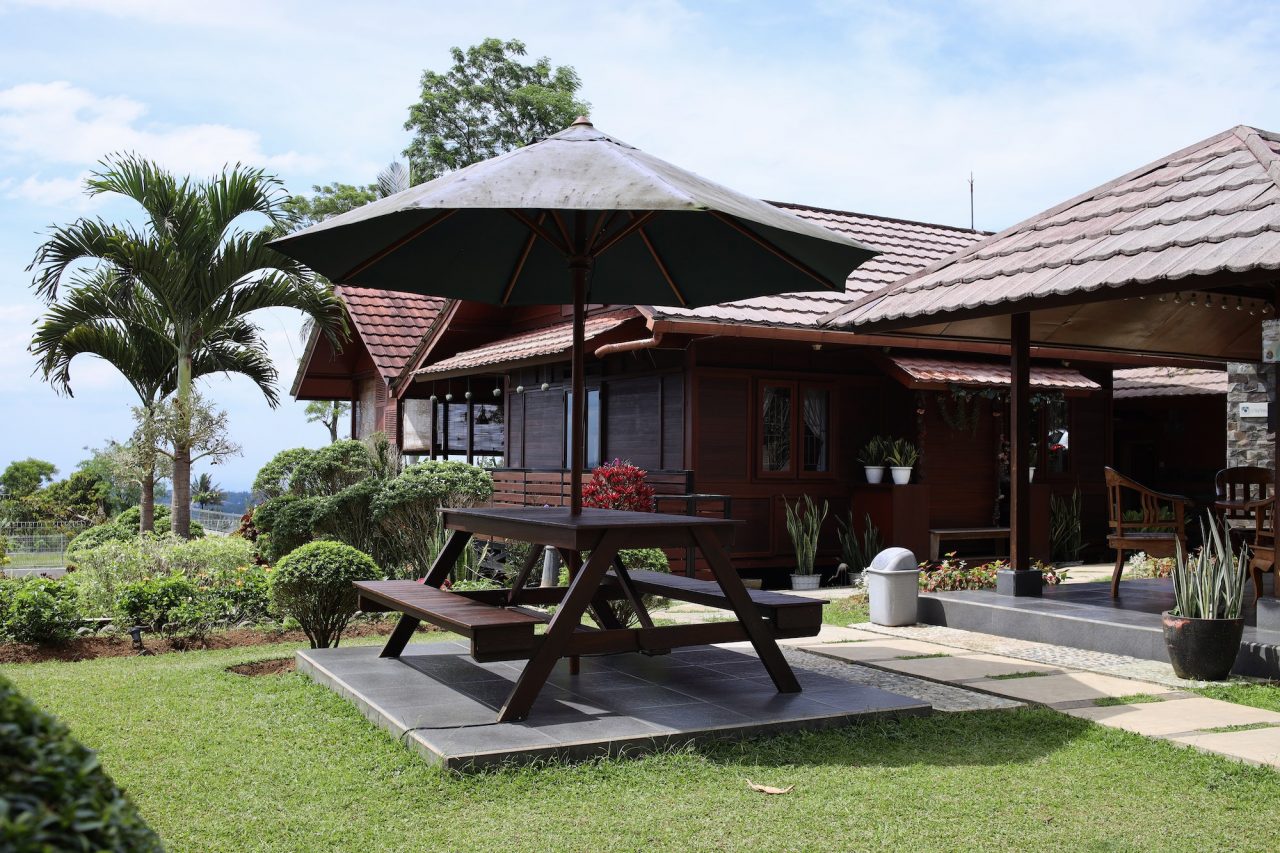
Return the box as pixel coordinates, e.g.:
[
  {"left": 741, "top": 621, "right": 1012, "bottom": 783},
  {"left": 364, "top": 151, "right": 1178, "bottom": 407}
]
[
  {"left": 328, "top": 411, "right": 339, "bottom": 444},
  {"left": 172, "top": 345, "right": 193, "bottom": 538},
  {"left": 140, "top": 468, "right": 155, "bottom": 533}
]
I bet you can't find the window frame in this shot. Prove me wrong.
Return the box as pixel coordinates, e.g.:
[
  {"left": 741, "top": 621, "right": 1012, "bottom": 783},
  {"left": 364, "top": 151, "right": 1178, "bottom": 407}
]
[{"left": 755, "top": 379, "right": 838, "bottom": 481}]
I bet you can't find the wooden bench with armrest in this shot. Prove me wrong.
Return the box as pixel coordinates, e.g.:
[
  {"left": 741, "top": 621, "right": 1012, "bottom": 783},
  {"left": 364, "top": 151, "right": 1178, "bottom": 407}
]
[
  {"left": 1104, "top": 466, "right": 1191, "bottom": 599},
  {"left": 1247, "top": 496, "right": 1277, "bottom": 599}
]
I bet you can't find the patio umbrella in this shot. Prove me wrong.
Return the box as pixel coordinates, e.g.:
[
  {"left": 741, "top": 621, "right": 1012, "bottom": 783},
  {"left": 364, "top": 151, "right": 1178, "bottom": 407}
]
[{"left": 270, "top": 117, "right": 879, "bottom": 513}]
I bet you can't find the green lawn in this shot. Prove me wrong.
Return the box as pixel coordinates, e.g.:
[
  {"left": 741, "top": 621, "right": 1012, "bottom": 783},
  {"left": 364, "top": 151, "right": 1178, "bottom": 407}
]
[
  {"left": 5, "top": 640, "right": 1280, "bottom": 851},
  {"left": 822, "top": 594, "right": 869, "bottom": 625},
  {"left": 1194, "top": 680, "right": 1280, "bottom": 713}
]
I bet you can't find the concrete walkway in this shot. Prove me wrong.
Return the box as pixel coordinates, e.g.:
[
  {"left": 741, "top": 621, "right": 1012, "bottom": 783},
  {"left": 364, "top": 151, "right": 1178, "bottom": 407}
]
[{"left": 799, "top": 621, "right": 1280, "bottom": 770}]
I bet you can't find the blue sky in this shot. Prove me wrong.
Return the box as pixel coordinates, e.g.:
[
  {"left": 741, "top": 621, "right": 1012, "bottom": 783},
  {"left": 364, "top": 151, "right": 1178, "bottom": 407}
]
[{"left": 2, "top": 0, "right": 1279, "bottom": 489}]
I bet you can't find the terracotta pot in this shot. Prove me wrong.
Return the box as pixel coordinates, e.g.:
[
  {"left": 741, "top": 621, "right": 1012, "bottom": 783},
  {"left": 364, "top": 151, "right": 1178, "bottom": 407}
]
[
  {"left": 890, "top": 466, "right": 913, "bottom": 485},
  {"left": 790, "top": 573, "right": 821, "bottom": 591},
  {"left": 864, "top": 465, "right": 885, "bottom": 484},
  {"left": 1161, "top": 611, "right": 1244, "bottom": 681}
]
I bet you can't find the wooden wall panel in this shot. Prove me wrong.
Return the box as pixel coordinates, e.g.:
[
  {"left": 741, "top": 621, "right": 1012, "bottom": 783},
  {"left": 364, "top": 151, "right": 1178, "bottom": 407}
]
[
  {"left": 522, "top": 389, "right": 565, "bottom": 467},
  {"left": 662, "top": 375, "right": 684, "bottom": 471},
  {"left": 604, "top": 376, "right": 660, "bottom": 469},
  {"left": 695, "top": 376, "right": 749, "bottom": 480},
  {"left": 921, "top": 392, "right": 999, "bottom": 528}
]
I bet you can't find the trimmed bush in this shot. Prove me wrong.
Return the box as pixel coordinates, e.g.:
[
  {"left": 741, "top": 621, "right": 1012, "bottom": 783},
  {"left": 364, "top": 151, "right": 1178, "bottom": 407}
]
[
  {"left": 251, "top": 446, "right": 314, "bottom": 500},
  {"left": 252, "top": 495, "right": 322, "bottom": 564},
  {"left": 115, "top": 575, "right": 199, "bottom": 632},
  {"left": 269, "top": 541, "right": 382, "bottom": 648},
  {"left": 372, "top": 461, "right": 494, "bottom": 578},
  {"left": 0, "top": 577, "right": 80, "bottom": 645},
  {"left": 0, "top": 674, "right": 163, "bottom": 851}
]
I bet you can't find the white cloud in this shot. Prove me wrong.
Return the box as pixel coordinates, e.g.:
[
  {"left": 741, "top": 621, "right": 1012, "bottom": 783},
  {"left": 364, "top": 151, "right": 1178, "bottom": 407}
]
[{"left": 0, "top": 81, "right": 321, "bottom": 179}]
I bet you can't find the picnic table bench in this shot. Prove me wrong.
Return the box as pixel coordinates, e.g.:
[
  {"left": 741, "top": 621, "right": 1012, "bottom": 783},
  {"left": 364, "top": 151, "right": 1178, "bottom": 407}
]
[
  {"left": 357, "top": 506, "right": 823, "bottom": 722},
  {"left": 929, "top": 526, "right": 1011, "bottom": 561}
]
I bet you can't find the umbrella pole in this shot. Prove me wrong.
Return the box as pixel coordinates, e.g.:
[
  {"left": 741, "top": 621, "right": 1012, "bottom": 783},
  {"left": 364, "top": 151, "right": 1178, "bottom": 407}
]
[{"left": 569, "top": 258, "right": 588, "bottom": 515}]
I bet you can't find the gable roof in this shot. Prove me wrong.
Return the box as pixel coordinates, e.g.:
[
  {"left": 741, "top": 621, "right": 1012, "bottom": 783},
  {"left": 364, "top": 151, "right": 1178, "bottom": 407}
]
[
  {"left": 825, "top": 125, "right": 1280, "bottom": 344},
  {"left": 337, "top": 285, "right": 445, "bottom": 382},
  {"left": 647, "top": 203, "right": 985, "bottom": 328}
]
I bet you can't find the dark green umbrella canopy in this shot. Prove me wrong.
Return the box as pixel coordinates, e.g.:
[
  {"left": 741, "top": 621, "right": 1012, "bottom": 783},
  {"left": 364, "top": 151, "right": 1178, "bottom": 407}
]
[
  {"left": 269, "top": 118, "right": 878, "bottom": 307},
  {"left": 270, "top": 117, "right": 879, "bottom": 513}
]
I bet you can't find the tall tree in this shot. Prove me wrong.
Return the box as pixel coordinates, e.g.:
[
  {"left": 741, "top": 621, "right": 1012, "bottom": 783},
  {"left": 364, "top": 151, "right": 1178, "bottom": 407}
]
[
  {"left": 285, "top": 162, "right": 411, "bottom": 228},
  {"left": 305, "top": 400, "right": 350, "bottom": 443},
  {"left": 0, "top": 459, "right": 57, "bottom": 502},
  {"left": 31, "top": 267, "right": 279, "bottom": 532},
  {"left": 191, "top": 472, "right": 225, "bottom": 509},
  {"left": 404, "top": 38, "right": 588, "bottom": 182},
  {"left": 29, "top": 154, "right": 347, "bottom": 538}
]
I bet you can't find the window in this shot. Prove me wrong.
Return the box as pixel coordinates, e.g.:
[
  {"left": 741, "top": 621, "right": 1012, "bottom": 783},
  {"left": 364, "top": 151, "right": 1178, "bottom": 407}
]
[
  {"left": 802, "top": 388, "right": 830, "bottom": 472},
  {"left": 758, "top": 381, "right": 833, "bottom": 477},
  {"left": 761, "top": 384, "right": 792, "bottom": 472},
  {"left": 564, "top": 388, "right": 602, "bottom": 469}
]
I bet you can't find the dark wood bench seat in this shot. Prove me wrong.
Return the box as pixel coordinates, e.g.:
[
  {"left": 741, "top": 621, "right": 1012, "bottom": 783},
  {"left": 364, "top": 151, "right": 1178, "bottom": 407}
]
[
  {"left": 929, "top": 526, "right": 1011, "bottom": 561},
  {"left": 355, "top": 580, "right": 544, "bottom": 661},
  {"left": 604, "top": 569, "right": 823, "bottom": 637}
]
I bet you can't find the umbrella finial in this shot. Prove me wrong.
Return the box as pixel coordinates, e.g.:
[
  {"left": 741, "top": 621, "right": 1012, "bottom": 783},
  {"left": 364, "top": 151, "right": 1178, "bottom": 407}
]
[{"left": 571, "top": 115, "right": 593, "bottom": 127}]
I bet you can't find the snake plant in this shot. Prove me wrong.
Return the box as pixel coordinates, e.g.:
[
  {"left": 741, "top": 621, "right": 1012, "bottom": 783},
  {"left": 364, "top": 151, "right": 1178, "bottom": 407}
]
[
  {"left": 1172, "top": 514, "right": 1248, "bottom": 620},
  {"left": 785, "top": 495, "right": 828, "bottom": 577}
]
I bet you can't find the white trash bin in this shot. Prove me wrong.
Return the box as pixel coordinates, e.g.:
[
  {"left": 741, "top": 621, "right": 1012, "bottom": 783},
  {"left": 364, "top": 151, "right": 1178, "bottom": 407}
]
[{"left": 866, "top": 547, "right": 920, "bottom": 627}]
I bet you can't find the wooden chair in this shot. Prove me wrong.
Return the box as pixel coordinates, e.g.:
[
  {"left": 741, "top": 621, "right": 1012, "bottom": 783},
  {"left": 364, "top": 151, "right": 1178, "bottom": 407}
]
[
  {"left": 1247, "top": 496, "right": 1276, "bottom": 599},
  {"left": 1215, "top": 466, "right": 1273, "bottom": 549},
  {"left": 1104, "top": 467, "right": 1191, "bottom": 598}
]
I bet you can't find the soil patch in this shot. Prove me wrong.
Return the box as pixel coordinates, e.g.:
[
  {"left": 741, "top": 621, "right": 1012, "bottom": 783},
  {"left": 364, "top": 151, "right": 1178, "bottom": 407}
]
[
  {"left": 0, "top": 619, "right": 435, "bottom": 664},
  {"left": 227, "top": 658, "right": 296, "bottom": 677}
]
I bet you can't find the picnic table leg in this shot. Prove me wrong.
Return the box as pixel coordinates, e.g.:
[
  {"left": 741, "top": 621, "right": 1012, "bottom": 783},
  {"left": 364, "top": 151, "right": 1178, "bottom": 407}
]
[
  {"left": 377, "top": 530, "right": 472, "bottom": 659},
  {"left": 691, "top": 527, "right": 801, "bottom": 693},
  {"left": 498, "top": 530, "right": 627, "bottom": 722},
  {"left": 379, "top": 614, "right": 421, "bottom": 659}
]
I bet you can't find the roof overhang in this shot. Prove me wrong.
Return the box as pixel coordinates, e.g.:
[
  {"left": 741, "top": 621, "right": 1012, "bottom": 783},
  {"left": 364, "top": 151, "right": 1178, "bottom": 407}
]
[{"left": 882, "top": 355, "right": 1101, "bottom": 395}]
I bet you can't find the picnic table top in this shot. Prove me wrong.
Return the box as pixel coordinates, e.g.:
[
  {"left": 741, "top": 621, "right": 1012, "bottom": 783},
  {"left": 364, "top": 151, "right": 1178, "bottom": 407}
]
[{"left": 442, "top": 506, "right": 742, "bottom": 550}]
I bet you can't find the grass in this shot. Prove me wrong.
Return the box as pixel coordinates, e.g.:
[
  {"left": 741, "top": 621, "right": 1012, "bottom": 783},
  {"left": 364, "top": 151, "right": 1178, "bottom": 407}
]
[
  {"left": 1201, "top": 722, "right": 1280, "bottom": 734},
  {"left": 821, "top": 594, "right": 869, "bottom": 626},
  {"left": 1093, "top": 694, "right": 1166, "bottom": 707},
  {"left": 5, "top": 641, "right": 1280, "bottom": 851},
  {"left": 897, "top": 653, "right": 951, "bottom": 660},
  {"left": 986, "top": 671, "right": 1049, "bottom": 681},
  {"left": 1193, "top": 681, "right": 1280, "bottom": 713}
]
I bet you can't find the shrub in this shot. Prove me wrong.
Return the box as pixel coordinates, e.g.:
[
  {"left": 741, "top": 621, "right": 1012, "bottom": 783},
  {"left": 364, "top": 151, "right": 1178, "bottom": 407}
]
[
  {"left": 288, "top": 440, "right": 376, "bottom": 496},
  {"left": 0, "top": 534, "right": 9, "bottom": 567},
  {"left": 0, "top": 577, "right": 80, "bottom": 644},
  {"left": 163, "top": 536, "right": 255, "bottom": 579},
  {"left": 269, "top": 541, "right": 382, "bottom": 648},
  {"left": 200, "top": 563, "right": 271, "bottom": 625},
  {"left": 253, "top": 495, "right": 323, "bottom": 564},
  {"left": 0, "top": 674, "right": 163, "bottom": 851},
  {"left": 919, "top": 556, "right": 1067, "bottom": 592},
  {"left": 372, "top": 461, "right": 494, "bottom": 578},
  {"left": 252, "top": 446, "right": 314, "bottom": 499},
  {"left": 65, "top": 522, "right": 134, "bottom": 558},
  {"left": 115, "top": 575, "right": 199, "bottom": 632},
  {"left": 582, "top": 459, "right": 655, "bottom": 512}
]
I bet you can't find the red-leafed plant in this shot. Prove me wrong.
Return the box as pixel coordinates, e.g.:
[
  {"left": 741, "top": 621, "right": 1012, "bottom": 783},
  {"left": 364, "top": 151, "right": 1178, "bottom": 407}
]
[{"left": 582, "top": 459, "right": 655, "bottom": 512}]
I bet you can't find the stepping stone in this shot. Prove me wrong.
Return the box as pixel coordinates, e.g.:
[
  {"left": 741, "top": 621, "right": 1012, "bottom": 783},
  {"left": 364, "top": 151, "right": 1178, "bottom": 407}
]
[
  {"left": 779, "top": 626, "right": 883, "bottom": 646},
  {"left": 967, "top": 671, "right": 1175, "bottom": 706},
  {"left": 880, "top": 653, "right": 1063, "bottom": 682},
  {"left": 1168, "top": 725, "right": 1280, "bottom": 768},
  {"left": 1065, "top": 697, "right": 1280, "bottom": 738},
  {"left": 799, "top": 638, "right": 957, "bottom": 662}
]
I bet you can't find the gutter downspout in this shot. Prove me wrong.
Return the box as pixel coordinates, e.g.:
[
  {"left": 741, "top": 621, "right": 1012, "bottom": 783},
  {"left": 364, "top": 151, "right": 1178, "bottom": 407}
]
[{"left": 594, "top": 330, "right": 664, "bottom": 358}]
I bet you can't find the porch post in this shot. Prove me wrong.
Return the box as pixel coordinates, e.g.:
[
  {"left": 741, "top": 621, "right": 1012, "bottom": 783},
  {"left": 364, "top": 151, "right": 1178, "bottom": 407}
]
[
  {"left": 466, "top": 393, "right": 475, "bottom": 464},
  {"left": 998, "top": 311, "right": 1043, "bottom": 596}
]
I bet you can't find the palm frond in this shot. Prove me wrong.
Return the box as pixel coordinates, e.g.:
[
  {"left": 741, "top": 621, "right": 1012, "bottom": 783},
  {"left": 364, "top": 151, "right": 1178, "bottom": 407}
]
[{"left": 376, "top": 161, "right": 411, "bottom": 197}]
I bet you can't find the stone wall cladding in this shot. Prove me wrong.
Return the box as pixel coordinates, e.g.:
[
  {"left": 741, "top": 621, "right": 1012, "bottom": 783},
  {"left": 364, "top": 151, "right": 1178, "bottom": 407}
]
[{"left": 1227, "top": 363, "right": 1274, "bottom": 469}]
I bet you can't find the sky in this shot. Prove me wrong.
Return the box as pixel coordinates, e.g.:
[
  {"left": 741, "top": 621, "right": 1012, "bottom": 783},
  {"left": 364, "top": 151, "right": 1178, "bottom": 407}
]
[{"left": 2, "top": 0, "right": 1279, "bottom": 489}]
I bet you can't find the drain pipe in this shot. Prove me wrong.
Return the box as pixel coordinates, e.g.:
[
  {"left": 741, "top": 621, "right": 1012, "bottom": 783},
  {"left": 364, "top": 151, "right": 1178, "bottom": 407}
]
[{"left": 594, "top": 330, "right": 664, "bottom": 358}]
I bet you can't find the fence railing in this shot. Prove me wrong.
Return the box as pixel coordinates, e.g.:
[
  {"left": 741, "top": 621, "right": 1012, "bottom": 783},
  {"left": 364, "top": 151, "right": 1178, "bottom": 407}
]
[{"left": 1, "top": 520, "right": 89, "bottom": 575}]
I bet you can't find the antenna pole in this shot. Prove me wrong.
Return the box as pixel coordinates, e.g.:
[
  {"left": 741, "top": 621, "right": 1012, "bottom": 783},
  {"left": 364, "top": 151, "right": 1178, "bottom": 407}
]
[{"left": 969, "top": 172, "right": 975, "bottom": 231}]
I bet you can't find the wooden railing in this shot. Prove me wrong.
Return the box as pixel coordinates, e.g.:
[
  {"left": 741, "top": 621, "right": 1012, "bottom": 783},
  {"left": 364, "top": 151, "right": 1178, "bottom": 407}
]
[{"left": 489, "top": 468, "right": 694, "bottom": 508}]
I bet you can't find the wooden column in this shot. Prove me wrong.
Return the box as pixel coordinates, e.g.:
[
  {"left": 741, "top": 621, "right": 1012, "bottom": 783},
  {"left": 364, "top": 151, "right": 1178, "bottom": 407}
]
[
  {"left": 998, "top": 311, "right": 1042, "bottom": 596},
  {"left": 466, "top": 392, "right": 475, "bottom": 465}
]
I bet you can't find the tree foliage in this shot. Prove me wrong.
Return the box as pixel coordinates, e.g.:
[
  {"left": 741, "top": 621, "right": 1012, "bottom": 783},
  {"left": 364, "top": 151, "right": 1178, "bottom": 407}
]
[
  {"left": 0, "top": 459, "right": 57, "bottom": 501},
  {"left": 404, "top": 37, "right": 588, "bottom": 181},
  {"left": 305, "top": 400, "right": 350, "bottom": 444}
]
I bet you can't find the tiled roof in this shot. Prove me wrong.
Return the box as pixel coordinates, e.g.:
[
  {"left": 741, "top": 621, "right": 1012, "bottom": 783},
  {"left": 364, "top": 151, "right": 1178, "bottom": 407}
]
[
  {"left": 647, "top": 204, "right": 985, "bottom": 328},
  {"left": 1113, "top": 367, "right": 1228, "bottom": 398},
  {"left": 887, "top": 356, "right": 1101, "bottom": 391},
  {"left": 827, "top": 126, "right": 1280, "bottom": 330},
  {"left": 414, "top": 309, "right": 641, "bottom": 380},
  {"left": 338, "top": 286, "right": 445, "bottom": 381}
]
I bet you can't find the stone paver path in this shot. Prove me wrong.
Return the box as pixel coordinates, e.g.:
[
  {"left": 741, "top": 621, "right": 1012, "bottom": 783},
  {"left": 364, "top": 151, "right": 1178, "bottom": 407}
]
[{"left": 793, "top": 621, "right": 1280, "bottom": 770}]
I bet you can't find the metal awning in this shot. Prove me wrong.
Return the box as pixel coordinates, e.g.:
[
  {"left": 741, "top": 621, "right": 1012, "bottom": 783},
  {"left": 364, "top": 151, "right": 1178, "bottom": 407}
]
[{"left": 884, "top": 355, "right": 1100, "bottom": 394}]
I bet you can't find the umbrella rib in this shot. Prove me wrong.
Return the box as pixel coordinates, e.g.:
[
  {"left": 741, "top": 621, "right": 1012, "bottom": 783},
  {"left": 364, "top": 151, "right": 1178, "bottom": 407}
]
[
  {"left": 508, "top": 210, "right": 571, "bottom": 255},
  {"left": 710, "top": 211, "right": 842, "bottom": 291},
  {"left": 550, "top": 211, "right": 575, "bottom": 252},
  {"left": 639, "top": 227, "right": 687, "bottom": 306},
  {"left": 501, "top": 213, "right": 545, "bottom": 305},
  {"left": 338, "top": 210, "right": 457, "bottom": 282},
  {"left": 585, "top": 211, "right": 614, "bottom": 254},
  {"left": 591, "top": 211, "right": 658, "bottom": 258}
]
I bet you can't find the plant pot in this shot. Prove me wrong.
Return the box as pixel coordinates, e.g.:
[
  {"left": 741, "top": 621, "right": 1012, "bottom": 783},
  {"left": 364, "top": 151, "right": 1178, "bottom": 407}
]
[
  {"left": 864, "top": 465, "right": 885, "bottom": 484},
  {"left": 889, "top": 466, "right": 913, "bottom": 485},
  {"left": 790, "top": 573, "right": 821, "bottom": 591},
  {"left": 1029, "top": 467, "right": 1036, "bottom": 482},
  {"left": 1161, "top": 611, "right": 1244, "bottom": 681}
]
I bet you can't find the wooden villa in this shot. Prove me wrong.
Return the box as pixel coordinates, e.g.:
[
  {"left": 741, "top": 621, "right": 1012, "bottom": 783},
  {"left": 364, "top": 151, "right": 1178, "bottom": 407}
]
[{"left": 294, "top": 202, "right": 1226, "bottom": 582}]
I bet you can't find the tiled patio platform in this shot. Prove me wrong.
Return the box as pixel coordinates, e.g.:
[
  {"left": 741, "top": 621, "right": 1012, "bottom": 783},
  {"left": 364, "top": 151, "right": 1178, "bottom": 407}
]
[
  {"left": 920, "top": 576, "right": 1280, "bottom": 679},
  {"left": 298, "top": 641, "right": 930, "bottom": 770}
]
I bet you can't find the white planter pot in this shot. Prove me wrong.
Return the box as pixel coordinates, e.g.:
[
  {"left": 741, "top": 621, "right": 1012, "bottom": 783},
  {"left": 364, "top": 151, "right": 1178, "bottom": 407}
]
[
  {"left": 790, "top": 573, "right": 821, "bottom": 591},
  {"left": 864, "top": 465, "right": 885, "bottom": 484},
  {"left": 1029, "top": 467, "right": 1036, "bottom": 482},
  {"left": 890, "top": 465, "right": 913, "bottom": 485}
]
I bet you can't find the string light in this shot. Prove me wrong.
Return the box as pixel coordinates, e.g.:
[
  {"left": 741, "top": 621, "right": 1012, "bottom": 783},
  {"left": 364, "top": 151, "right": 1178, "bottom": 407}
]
[
  {"left": 1158, "top": 294, "right": 1167, "bottom": 303},
  {"left": 1174, "top": 293, "right": 1183, "bottom": 304},
  {"left": 1238, "top": 297, "right": 1245, "bottom": 311},
  {"left": 1189, "top": 294, "right": 1198, "bottom": 307}
]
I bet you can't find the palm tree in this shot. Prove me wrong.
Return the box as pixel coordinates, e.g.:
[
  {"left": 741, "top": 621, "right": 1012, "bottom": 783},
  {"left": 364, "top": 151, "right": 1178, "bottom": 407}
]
[
  {"left": 191, "top": 472, "right": 224, "bottom": 509},
  {"left": 30, "top": 270, "right": 277, "bottom": 532},
  {"left": 30, "top": 154, "right": 347, "bottom": 537}
]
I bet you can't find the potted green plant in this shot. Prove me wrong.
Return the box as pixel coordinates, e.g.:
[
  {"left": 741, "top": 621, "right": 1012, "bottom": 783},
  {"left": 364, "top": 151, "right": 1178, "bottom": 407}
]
[
  {"left": 785, "top": 495, "right": 828, "bottom": 591},
  {"left": 1162, "top": 514, "right": 1247, "bottom": 681},
  {"left": 887, "top": 438, "right": 919, "bottom": 485},
  {"left": 858, "top": 435, "right": 889, "bottom": 484}
]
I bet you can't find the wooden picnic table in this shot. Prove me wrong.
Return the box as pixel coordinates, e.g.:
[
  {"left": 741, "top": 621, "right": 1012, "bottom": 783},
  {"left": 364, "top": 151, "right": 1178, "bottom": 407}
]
[{"left": 355, "top": 506, "right": 822, "bottom": 722}]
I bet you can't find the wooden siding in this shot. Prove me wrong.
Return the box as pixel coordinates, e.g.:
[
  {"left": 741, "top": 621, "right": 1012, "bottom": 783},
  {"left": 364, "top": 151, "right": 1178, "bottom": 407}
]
[{"left": 920, "top": 393, "right": 999, "bottom": 528}]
